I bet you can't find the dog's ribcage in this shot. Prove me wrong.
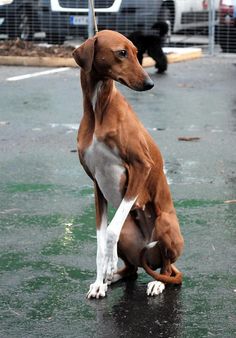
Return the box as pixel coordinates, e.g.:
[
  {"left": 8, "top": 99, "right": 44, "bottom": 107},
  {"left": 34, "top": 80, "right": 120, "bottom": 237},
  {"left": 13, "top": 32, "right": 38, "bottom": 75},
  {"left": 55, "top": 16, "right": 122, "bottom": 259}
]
[{"left": 84, "top": 136, "right": 125, "bottom": 208}]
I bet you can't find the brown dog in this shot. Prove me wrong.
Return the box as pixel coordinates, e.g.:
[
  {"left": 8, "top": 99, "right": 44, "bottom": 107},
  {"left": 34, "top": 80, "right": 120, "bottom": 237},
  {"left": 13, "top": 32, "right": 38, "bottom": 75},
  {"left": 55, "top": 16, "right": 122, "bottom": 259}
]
[{"left": 73, "top": 30, "right": 184, "bottom": 299}]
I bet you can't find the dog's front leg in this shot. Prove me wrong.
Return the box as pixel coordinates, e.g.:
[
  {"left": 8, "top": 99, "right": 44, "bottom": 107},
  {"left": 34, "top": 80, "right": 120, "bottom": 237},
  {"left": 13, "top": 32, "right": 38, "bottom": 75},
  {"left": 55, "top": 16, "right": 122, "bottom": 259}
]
[
  {"left": 104, "top": 196, "right": 137, "bottom": 283},
  {"left": 87, "top": 182, "right": 108, "bottom": 299},
  {"left": 102, "top": 154, "right": 151, "bottom": 283}
]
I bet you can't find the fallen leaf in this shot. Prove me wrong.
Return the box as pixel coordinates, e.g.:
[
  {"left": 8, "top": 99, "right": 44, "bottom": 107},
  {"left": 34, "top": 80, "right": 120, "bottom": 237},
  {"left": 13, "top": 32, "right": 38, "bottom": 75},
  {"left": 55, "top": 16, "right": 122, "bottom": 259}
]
[
  {"left": 178, "top": 137, "right": 200, "bottom": 142},
  {"left": 0, "top": 121, "right": 10, "bottom": 126},
  {"left": 224, "top": 200, "right": 236, "bottom": 204}
]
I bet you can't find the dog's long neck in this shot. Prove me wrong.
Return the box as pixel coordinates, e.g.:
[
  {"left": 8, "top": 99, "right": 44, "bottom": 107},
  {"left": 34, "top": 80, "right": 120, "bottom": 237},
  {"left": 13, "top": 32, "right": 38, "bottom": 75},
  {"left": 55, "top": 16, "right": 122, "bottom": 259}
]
[{"left": 81, "top": 70, "right": 117, "bottom": 125}]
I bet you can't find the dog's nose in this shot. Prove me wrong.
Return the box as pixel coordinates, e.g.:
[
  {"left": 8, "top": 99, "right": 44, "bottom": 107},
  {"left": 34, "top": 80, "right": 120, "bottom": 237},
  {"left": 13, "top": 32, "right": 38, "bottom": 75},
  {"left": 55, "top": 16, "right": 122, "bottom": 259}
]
[{"left": 142, "top": 77, "right": 154, "bottom": 91}]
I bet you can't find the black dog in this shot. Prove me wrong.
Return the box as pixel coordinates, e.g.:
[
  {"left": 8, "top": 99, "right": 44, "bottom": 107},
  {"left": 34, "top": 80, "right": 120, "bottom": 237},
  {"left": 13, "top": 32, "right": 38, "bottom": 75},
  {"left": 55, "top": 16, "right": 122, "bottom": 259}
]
[{"left": 128, "top": 22, "right": 168, "bottom": 73}]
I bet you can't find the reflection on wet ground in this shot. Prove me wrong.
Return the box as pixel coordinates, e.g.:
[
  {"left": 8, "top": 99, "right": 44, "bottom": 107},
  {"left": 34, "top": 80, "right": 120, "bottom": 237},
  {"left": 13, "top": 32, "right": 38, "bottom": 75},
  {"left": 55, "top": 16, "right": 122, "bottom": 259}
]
[
  {"left": 1, "top": 190, "right": 235, "bottom": 337},
  {"left": 1, "top": 57, "right": 236, "bottom": 337}
]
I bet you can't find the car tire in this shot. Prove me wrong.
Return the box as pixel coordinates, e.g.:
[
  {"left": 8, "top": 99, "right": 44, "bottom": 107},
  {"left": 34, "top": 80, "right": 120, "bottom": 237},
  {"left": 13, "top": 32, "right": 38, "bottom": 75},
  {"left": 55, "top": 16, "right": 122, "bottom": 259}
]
[
  {"left": 8, "top": 4, "right": 39, "bottom": 40},
  {"left": 47, "top": 33, "right": 65, "bottom": 45},
  {"left": 17, "top": 4, "right": 37, "bottom": 40}
]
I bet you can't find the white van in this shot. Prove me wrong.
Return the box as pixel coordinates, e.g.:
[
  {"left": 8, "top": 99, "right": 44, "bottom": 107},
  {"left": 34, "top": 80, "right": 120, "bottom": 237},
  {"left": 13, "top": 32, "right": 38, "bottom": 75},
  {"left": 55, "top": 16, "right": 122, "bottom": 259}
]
[{"left": 173, "top": 0, "right": 219, "bottom": 32}]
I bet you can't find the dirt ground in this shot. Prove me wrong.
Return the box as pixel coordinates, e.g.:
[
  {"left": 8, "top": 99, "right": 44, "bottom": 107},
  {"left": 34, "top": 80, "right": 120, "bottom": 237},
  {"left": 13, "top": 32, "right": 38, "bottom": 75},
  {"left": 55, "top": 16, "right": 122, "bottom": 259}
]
[{"left": 0, "top": 39, "right": 74, "bottom": 58}]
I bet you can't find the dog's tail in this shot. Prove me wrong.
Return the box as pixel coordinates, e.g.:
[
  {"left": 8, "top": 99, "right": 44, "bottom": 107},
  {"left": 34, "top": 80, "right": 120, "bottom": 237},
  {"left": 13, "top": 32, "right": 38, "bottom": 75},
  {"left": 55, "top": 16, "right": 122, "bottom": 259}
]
[{"left": 140, "top": 242, "right": 182, "bottom": 285}]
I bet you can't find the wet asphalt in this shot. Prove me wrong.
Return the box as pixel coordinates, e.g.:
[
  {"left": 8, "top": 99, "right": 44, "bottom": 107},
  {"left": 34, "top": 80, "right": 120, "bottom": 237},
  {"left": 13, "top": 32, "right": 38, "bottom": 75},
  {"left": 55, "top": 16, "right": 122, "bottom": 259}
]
[{"left": 0, "top": 55, "right": 236, "bottom": 338}]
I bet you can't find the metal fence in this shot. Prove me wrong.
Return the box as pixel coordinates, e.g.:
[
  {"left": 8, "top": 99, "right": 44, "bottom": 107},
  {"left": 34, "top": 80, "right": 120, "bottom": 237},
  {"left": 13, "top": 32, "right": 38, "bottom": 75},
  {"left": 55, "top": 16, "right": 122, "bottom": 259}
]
[{"left": 0, "top": 0, "right": 236, "bottom": 54}]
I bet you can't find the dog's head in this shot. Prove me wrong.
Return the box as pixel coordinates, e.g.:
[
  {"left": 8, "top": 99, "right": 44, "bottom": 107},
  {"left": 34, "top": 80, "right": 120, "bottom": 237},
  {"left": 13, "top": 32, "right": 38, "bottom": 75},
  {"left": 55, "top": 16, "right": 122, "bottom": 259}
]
[{"left": 73, "top": 30, "right": 154, "bottom": 92}]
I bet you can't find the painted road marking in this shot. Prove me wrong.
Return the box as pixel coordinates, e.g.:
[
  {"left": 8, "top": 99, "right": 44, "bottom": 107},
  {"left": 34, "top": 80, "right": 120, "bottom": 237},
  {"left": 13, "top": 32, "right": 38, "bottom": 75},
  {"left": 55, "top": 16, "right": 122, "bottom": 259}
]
[{"left": 6, "top": 67, "right": 70, "bottom": 82}]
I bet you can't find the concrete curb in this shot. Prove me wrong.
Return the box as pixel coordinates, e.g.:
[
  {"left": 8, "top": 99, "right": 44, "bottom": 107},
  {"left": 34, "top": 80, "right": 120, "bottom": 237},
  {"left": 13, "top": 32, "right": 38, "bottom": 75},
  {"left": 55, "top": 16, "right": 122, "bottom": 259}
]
[
  {"left": 0, "top": 55, "right": 77, "bottom": 67},
  {"left": 0, "top": 47, "right": 202, "bottom": 68},
  {"left": 143, "top": 47, "right": 203, "bottom": 67}
]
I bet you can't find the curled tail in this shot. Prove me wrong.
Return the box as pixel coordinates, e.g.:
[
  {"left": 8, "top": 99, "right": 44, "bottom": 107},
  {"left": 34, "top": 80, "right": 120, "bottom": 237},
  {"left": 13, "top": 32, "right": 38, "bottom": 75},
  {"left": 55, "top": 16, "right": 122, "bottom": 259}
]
[{"left": 140, "top": 242, "right": 183, "bottom": 285}]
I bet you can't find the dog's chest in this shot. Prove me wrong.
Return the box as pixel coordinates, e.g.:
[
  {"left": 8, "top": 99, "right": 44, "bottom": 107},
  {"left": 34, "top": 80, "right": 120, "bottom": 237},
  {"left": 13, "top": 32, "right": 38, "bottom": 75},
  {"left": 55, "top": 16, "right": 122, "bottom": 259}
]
[{"left": 83, "top": 137, "right": 126, "bottom": 207}]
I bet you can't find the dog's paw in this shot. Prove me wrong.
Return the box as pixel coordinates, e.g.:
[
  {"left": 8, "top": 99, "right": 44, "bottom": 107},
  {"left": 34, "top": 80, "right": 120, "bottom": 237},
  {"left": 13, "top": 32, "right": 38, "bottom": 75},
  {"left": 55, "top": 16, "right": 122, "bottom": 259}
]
[
  {"left": 87, "top": 282, "right": 108, "bottom": 299},
  {"left": 147, "top": 281, "right": 165, "bottom": 296}
]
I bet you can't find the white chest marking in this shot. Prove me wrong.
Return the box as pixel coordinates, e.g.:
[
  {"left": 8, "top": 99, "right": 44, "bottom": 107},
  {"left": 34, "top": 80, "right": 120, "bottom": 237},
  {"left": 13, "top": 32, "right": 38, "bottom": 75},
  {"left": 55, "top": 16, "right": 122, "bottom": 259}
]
[
  {"left": 92, "top": 81, "right": 102, "bottom": 111},
  {"left": 84, "top": 137, "right": 125, "bottom": 207}
]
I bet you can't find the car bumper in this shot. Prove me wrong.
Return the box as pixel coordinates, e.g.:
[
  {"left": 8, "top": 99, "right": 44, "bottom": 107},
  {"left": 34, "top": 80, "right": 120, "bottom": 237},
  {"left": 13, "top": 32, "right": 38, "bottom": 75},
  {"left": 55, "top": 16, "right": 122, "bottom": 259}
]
[{"left": 0, "top": 6, "right": 15, "bottom": 34}]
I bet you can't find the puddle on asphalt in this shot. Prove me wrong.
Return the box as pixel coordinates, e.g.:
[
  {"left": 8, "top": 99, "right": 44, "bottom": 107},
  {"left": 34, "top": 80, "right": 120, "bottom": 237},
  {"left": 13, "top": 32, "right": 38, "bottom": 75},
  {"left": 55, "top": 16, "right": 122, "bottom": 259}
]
[
  {"left": 1, "top": 183, "right": 235, "bottom": 337},
  {"left": 0, "top": 144, "right": 235, "bottom": 337}
]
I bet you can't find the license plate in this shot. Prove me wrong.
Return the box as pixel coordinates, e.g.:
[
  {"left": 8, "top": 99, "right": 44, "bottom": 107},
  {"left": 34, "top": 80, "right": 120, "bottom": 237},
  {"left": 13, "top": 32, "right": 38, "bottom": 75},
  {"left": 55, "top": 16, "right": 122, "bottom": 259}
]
[{"left": 70, "top": 15, "right": 88, "bottom": 26}]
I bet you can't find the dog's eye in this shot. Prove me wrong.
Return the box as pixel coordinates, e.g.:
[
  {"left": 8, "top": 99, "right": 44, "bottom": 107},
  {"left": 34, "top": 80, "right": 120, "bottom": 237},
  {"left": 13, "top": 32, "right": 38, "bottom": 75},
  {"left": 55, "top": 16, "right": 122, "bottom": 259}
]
[{"left": 117, "top": 50, "right": 128, "bottom": 58}]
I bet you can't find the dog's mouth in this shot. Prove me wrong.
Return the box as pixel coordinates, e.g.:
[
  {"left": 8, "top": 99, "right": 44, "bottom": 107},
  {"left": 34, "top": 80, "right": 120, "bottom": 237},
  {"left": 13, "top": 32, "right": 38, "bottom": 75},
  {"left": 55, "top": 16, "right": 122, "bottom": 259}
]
[
  {"left": 117, "top": 77, "right": 127, "bottom": 87},
  {"left": 117, "top": 76, "right": 154, "bottom": 92},
  {"left": 117, "top": 77, "right": 142, "bottom": 91}
]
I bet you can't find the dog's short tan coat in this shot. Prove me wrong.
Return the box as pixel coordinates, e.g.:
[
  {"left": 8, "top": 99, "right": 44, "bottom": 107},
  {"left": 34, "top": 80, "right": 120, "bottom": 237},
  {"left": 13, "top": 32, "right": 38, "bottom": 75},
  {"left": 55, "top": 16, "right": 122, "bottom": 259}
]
[{"left": 73, "top": 30, "right": 184, "bottom": 299}]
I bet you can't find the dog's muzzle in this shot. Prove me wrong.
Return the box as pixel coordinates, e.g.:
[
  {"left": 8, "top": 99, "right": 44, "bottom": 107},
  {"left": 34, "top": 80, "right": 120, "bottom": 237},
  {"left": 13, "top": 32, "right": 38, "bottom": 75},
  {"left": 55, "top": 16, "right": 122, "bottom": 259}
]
[
  {"left": 130, "top": 77, "right": 154, "bottom": 92},
  {"left": 118, "top": 76, "right": 154, "bottom": 92},
  {"left": 142, "top": 77, "right": 154, "bottom": 91},
  {"left": 134, "top": 77, "right": 154, "bottom": 92}
]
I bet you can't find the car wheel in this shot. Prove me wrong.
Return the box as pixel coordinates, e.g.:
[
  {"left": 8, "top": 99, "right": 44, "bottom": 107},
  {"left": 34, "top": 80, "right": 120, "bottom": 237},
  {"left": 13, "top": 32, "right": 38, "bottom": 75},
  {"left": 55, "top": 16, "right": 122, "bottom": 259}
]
[
  {"left": 47, "top": 33, "right": 65, "bottom": 45},
  {"left": 17, "top": 5, "right": 36, "bottom": 40}
]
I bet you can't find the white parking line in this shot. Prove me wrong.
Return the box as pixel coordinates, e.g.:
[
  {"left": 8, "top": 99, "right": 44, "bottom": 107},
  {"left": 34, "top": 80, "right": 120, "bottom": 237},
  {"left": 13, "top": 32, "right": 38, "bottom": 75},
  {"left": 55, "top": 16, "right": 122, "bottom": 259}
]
[{"left": 6, "top": 67, "right": 71, "bottom": 82}]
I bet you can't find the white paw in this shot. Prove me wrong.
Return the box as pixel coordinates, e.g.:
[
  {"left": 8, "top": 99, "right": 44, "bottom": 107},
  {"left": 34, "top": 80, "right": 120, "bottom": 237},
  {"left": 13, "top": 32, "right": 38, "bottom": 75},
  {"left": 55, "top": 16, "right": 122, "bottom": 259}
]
[
  {"left": 147, "top": 281, "right": 165, "bottom": 296},
  {"left": 87, "top": 282, "right": 108, "bottom": 299}
]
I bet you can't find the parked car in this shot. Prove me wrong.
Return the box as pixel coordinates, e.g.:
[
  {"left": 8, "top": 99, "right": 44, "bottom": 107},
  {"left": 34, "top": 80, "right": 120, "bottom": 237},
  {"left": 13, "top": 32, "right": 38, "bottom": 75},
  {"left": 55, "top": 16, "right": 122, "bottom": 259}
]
[
  {"left": 48, "top": 0, "right": 219, "bottom": 38},
  {"left": 0, "top": 0, "right": 66, "bottom": 43},
  {"left": 173, "top": 0, "right": 219, "bottom": 33},
  {"left": 218, "top": 0, "right": 236, "bottom": 52},
  {"left": 0, "top": 0, "right": 220, "bottom": 44},
  {"left": 0, "top": 0, "right": 41, "bottom": 40},
  {"left": 45, "top": 0, "right": 165, "bottom": 40}
]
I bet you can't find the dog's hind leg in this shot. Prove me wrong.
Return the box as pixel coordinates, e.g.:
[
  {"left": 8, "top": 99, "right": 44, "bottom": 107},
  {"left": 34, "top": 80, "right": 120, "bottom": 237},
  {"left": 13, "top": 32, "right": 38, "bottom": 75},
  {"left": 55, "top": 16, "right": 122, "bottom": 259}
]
[
  {"left": 148, "top": 43, "right": 168, "bottom": 73},
  {"left": 141, "top": 242, "right": 183, "bottom": 286}
]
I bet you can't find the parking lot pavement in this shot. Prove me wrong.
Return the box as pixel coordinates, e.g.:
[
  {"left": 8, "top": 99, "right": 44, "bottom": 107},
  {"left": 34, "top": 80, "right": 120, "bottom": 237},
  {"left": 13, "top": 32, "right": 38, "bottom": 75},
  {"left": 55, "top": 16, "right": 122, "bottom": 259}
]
[{"left": 0, "top": 56, "right": 236, "bottom": 338}]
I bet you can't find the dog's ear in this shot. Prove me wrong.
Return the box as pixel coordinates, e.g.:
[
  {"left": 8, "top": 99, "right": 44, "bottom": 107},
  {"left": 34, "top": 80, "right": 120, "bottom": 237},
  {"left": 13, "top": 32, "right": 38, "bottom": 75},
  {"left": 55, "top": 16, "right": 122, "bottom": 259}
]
[{"left": 72, "top": 37, "right": 96, "bottom": 72}]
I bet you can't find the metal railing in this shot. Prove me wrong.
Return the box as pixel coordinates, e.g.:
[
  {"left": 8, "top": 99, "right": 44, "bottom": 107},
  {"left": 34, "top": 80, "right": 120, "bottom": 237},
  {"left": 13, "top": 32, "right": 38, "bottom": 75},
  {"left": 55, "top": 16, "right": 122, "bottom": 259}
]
[{"left": 0, "top": 0, "right": 235, "bottom": 55}]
